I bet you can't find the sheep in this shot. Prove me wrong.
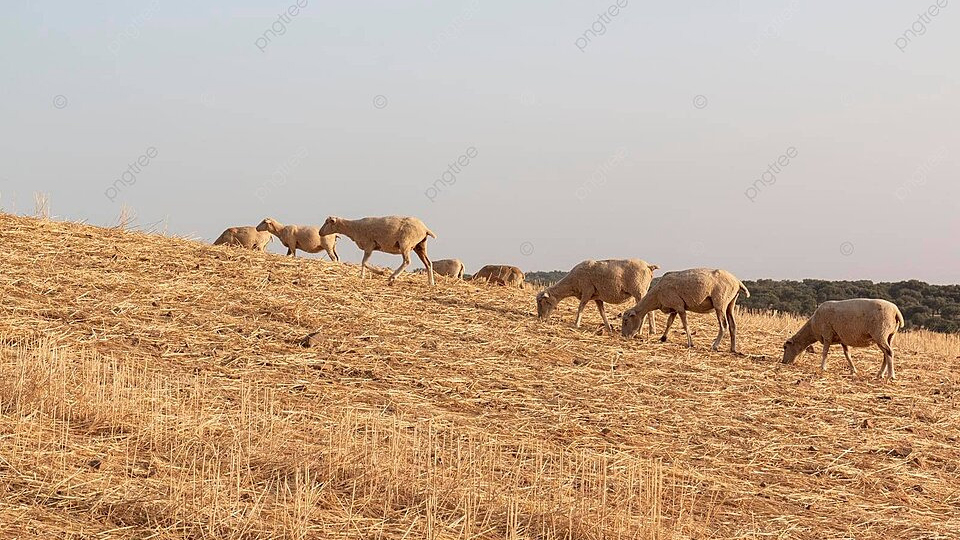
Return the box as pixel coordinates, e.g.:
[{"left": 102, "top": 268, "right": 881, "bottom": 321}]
[
  {"left": 256, "top": 218, "right": 339, "bottom": 261},
  {"left": 781, "top": 298, "right": 905, "bottom": 379},
  {"left": 536, "top": 259, "right": 659, "bottom": 335},
  {"left": 213, "top": 226, "right": 273, "bottom": 251},
  {"left": 621, "top": 268, "right": 750, "bottom": 353},
  {"left": 319, "top": 215, "right": 436, "bottom": 285},
  {"left": 471, "top": 265, "right": 525, "bottom": 288},
  {"left": 428, "top": 259, "right": 465, "bottom": 279}
]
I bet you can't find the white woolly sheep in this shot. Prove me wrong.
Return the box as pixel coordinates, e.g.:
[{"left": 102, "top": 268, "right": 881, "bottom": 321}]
[
  {"left": 537, "top": 259, "right": 659, "bottom": 335},
  {"left": 319, "top": 215, "right": 436, "bottom": 285},
  {"left": 782, "top": 298, "right": 905, "bottom": 379},
  {"left": 213, "top": 227, "right": 273, "bottom": 252},
  {"left": 256, "top": 218, "right": 339, "bottom": 261},
  {"left": 621, "top": 267, "right": 750, "bottom": 353},
  {"left": 471, "top": 265, "right": 525, "bottom": 288},
  {"left": 429, "top": 259, "right": 465, "bottom": 279}
]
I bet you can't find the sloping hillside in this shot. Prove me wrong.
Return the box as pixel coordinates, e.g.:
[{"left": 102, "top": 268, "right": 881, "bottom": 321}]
[{"left": 1, "top": 213, "right": 959, "bottom": 539}]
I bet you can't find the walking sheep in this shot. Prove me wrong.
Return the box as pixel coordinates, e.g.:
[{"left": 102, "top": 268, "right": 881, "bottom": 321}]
[
  {"left": 471, "top": 265, "right": 525, "bottom": 288},
  {"left": 782, "top": 298, "right": 904, "bottom": 379},
  {"left": 621, "top": 268, "right": 750, "bottom": 353},
  {"left": 213, "top": 226, "right": 273, "bottom": 251},
  {"left": 429, "top": 259, "right": 465, "bottom": 279},
  {"left": 319, "top": 215, "right": 436, "bottom": 285},
  {"left": 537, "top": 259, "right": 659, "bottom": 335},
  {"left": 256, "top": 218, "right": 339, "bottom": 261}
]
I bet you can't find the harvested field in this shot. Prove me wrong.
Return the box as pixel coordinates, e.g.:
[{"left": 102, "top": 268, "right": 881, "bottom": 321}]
[{"left": 1, "top": 213, "right": 959, "bottom": 539}]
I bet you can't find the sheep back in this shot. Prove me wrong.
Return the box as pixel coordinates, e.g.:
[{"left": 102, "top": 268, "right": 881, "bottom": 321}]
[{"left": 808, "top": 299, "right": 904, "bottom": 347}]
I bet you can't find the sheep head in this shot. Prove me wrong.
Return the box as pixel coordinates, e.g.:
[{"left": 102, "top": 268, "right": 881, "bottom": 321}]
[
  {"left": 782, "top": 339, "right": 804, "bottom": 364},
  {"left": 319, "top": 216, "right": 342, "bottom": 236},
  {"left": 535, "top": 291, "right": 559, "bottom": 320},
  {"left": 621, "top": 308, "right": 644, "bottom": 338},
  {"left": 256, "top": 218, "right": 277, "bottom": 233}
]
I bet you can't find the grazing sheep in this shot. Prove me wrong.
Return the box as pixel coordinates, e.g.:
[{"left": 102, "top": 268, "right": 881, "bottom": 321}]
[
  {"left": 429, "top": 259, "right": 465, "bottom": 279},
  {"left": 537, "top": 259, "right": 659, "bottom": 334},
  {"left": 319, "top": 215, "right": 436, "bottom": 285},
  {"left": 213, "top": 226, "right": 273, "bottom": 251},
  {"left": 256, "top": 218, "right": 339, "bottom": 261},
  {"left": 471, "top": 265, "right": 525, "bottom": 288},
  {"left": 782, "top": 298, "right": 905, "bottom": 379},
  {"left": 621, "top": 268, "right": 750, "bottom": 353}
]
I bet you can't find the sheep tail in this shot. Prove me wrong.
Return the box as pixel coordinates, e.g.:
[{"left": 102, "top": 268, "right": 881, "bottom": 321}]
[
  {"left": 895, "top": 308, "right": 905, "bottom": 329},
  {"left": 738, "top": 281, "right": 751, "bottom": 298}
]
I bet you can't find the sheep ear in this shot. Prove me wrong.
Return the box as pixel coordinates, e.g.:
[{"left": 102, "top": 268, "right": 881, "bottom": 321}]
[{"left": 649, "top": 264, "right": 660, "bottom": 271}]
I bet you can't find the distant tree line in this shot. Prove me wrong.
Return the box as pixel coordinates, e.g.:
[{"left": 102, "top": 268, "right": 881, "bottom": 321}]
[
  {"left": 525, "top": 272, "right": 960, "bottom": 333},
  {"left": 525, "top": 271, "right": 567, "bottom": 287},
  {"left": 740, "top": 279, "right": 960, "bottom": 333}
]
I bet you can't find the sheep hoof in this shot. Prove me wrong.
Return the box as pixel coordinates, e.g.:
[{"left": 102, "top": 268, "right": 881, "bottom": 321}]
[{"left": 659, "top": 336, "right": 668, "bottom": 343}]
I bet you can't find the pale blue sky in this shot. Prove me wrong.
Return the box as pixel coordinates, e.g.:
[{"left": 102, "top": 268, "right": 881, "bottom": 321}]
[{"left": 2, "top": 1, "right": 957, "bottom": 282}]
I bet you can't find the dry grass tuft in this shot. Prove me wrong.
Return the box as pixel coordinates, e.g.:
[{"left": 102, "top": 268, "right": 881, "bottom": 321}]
[{"left": 1, "top": 213, "right": 959, "bottom": 539}]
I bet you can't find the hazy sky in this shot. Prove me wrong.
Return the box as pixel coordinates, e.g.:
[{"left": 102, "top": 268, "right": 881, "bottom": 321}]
[{"left": 2, "top": 1, "right": 957, "bottom": 282}]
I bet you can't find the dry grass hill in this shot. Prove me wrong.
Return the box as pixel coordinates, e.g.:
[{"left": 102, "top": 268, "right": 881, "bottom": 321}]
[{"left": 1, "top": 213, "right": 959, "bottom": 539}]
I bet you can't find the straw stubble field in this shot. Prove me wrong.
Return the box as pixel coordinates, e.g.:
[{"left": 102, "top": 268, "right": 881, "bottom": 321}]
[{"left": 1, "top": 213, "right": 959, "bottom": 539}]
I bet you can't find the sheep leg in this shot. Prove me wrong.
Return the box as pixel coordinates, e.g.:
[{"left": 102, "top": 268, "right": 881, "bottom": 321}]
[
  {"left": 574, "top": 299, "right": 590, "bottom": 328},
  {"left": 841, "top": 344, "right": 858, "bottom": 376},
  {"left": 327, "top": 246, "right": 338, "bottom": 262},
  {"left": 876, "top": 355, "right": 889, "bottom": 380},
  {"left": 389, "top": 252, "right": 411, "bottom": 283},
  {"left": 726, "top": 302, "right": 739, "bottom": 353},
  {"left": 820, "top": 342, "right": 830, "bottom": 374},
  {"left": 646, "top": 312, "right": 657, "bottom": 335},
  {"left": 877, "top": 341, "right": 896, "bottom": 380},
  {"left": 595, "top": 300, "right": 613, "bottom": 334},
  {"left": 678, "top": 311, "right": 693, "bottom": 348},
  {"left": 360, "top": 250, "right": 374, "bottom": 279},
  {"left": 711, "top": 307, "right": 727, "bottom": 351},
  {"left": 286, "top": 247, "right": 296, "bottom": 257},
  {"left": 413, "top": 242, "right": 435, "bottom": 286},
  {"left": 886, "top": 337, "right": 897, "bottom": 380},
  {"left": 660, "top": 312, "right": 676, "bottom": 342}
]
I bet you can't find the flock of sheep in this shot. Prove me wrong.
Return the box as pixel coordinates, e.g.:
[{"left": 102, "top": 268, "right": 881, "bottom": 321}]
[{"left": 214, "top": 214, "right": 907, "bottom": 380}]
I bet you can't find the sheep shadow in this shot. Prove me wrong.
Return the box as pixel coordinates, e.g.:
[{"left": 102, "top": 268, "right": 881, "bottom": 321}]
[{"left": 430, "top": 295, "right": 533, "bottom": 320}]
